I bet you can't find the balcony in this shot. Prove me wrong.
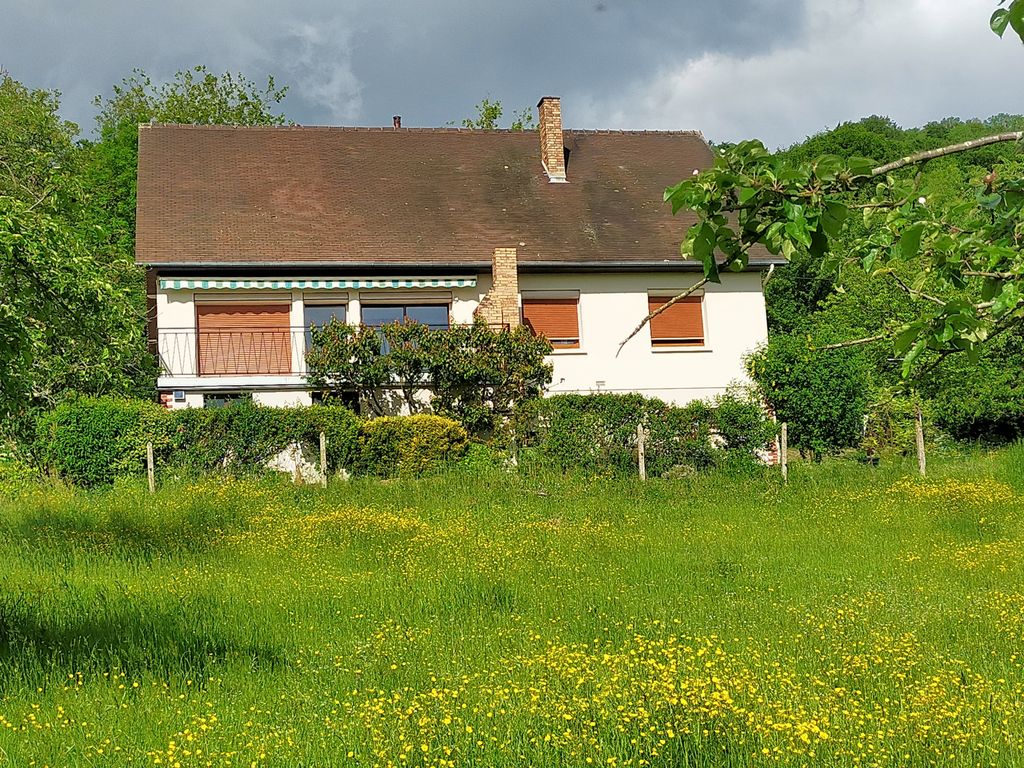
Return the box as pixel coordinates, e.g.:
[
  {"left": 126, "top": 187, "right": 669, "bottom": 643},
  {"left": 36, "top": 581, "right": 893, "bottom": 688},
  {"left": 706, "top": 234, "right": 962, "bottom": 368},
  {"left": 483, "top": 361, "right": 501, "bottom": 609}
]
[{"left": 158, "top": 328, "right": 310, "bottom": 377}]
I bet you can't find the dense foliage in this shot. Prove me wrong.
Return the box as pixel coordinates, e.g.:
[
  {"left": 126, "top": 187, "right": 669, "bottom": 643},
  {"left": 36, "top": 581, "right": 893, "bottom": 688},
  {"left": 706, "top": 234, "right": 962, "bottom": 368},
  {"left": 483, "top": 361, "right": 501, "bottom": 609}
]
[
  {"left": 516, "top": 392, "right": 776, "bottom": 477},
  {"left": 747, "top": 335, "right": 869, "bottom": 459},
  {"left": 355, "top": 415, "right": 470, "bottom": 478},
  {"left": 306, "top": 319, "right": 553, "bottom": 434},
  {"left": 35, "top": 398, "right": 362, "bottom": 486},
  {"left": 0, "top": 77, "right": 148, "bottom": 425}
]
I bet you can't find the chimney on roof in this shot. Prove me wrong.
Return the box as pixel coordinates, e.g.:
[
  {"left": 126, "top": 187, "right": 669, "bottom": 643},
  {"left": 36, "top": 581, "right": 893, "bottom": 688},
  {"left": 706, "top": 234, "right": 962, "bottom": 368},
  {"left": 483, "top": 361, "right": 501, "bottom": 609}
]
[
  {"left": 393, "top": 115, "right": 402, "bottom": 129},
  {"left": 537, "top": 97, "right": 567, "bottom": 183}
]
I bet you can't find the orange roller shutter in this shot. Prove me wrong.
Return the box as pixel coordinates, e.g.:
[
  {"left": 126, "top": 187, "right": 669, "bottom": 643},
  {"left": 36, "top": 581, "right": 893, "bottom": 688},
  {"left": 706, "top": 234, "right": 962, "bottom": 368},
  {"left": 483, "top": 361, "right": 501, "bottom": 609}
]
[
  {"left": 197, "top": 303, "right": 292, "bottom": 375},
  {"left": 648, "top": 295, "right": 704, "bottom": 346},
  {"left": 522, "top": 297, "right": 580, "bottom": 349}
]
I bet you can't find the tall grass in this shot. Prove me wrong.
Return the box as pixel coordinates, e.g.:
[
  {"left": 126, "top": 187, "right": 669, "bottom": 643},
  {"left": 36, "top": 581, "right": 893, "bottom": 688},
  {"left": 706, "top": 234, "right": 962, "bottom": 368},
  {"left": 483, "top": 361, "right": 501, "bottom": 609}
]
[{"left": 1, "top": 449, "right": 1023, "bottom": 765}]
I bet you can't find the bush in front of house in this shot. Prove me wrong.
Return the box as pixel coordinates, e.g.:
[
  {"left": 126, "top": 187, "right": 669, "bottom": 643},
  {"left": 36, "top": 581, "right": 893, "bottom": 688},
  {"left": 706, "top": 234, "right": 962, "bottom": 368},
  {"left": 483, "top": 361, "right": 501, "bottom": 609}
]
[
  {"left": 168, "top": 399, "right": 361, "bottom": 475},
  {"left": 355, "top": 415, "right": 470, "bottom": 478},
  {"left": 34, "top": 396, "right": 171, "bottom": 487},
  {"left": 33, "top": 397, "right": 363, "bottom": 487},
  {"left": 515, "top": 392, "right": 775, "bottom": 477}
]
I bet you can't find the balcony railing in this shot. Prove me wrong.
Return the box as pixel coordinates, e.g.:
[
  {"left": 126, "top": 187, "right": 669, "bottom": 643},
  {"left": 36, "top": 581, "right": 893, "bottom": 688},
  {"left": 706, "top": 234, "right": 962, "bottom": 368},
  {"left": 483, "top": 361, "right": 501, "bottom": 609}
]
[
  {"left": 158, "top": 328, "right": 310, "bottom": 377},
  {"left": 156, "top": 324, "right": 482, "bottom": 377}
]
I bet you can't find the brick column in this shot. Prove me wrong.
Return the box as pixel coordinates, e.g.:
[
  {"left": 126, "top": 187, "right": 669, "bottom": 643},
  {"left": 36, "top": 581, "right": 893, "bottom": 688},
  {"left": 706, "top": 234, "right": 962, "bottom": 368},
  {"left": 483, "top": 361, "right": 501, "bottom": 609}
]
[{"left": 475, "top": 247, "right": 520, "bottom": 329}]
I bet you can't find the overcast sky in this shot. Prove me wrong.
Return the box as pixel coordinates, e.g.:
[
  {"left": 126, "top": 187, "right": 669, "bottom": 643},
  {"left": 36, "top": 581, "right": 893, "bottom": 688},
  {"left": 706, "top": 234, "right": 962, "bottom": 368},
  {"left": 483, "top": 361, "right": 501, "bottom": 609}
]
[{"left": 2, "top": 0, "right": 1020, "bottom": 148}]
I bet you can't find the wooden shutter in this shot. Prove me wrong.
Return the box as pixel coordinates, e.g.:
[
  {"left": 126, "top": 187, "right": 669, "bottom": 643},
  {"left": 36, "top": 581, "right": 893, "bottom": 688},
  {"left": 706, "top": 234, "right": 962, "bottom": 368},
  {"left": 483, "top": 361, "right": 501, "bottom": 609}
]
[
  {"left": 197, "top": 304, "right": 292, "bottom": 375},
  {"left": 648, "top": 295, "right": 704, "bottom": 346},
  {"left": 522, "top": 297, "right": 580, "bottom": 348}
]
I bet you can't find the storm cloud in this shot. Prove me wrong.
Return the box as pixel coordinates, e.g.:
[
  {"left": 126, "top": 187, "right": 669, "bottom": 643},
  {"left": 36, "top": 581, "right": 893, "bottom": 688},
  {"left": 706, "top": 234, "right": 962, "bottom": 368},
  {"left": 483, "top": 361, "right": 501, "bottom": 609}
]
[{"left": 1, "top": 0, "right": 1018, "bottom": 147}]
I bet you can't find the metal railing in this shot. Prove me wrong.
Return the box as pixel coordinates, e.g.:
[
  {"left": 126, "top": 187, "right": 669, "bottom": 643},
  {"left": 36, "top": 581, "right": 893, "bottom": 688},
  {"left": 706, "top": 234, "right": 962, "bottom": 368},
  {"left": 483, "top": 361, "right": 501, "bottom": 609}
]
[{"left": 158, "top": 328, "right": 309, "bottom": 377}]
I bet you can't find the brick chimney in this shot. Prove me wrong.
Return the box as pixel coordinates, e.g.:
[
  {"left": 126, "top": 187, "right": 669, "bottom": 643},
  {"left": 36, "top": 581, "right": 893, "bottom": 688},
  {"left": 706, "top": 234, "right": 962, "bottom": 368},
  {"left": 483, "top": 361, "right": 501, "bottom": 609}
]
[
  {"left": 475, "top": 248, "right": 521, "bottom": 329},
  {"left": 537, "top": 97, "right": 567, "bottom": 183}
]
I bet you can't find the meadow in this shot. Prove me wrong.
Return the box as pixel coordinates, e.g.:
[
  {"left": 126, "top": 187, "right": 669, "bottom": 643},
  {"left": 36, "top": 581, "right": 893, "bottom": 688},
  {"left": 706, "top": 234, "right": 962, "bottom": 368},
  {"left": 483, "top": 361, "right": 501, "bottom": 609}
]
[{"left": 1, "top": 450, "right": 1024, "bottom": 767}]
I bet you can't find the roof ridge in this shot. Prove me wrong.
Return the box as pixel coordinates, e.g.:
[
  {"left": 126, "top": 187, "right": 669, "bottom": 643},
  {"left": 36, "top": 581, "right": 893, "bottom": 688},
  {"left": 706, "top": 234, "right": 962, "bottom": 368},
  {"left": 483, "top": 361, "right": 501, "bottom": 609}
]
[{"left": 139, "top": 123, "right": 705, "bottom": 137}]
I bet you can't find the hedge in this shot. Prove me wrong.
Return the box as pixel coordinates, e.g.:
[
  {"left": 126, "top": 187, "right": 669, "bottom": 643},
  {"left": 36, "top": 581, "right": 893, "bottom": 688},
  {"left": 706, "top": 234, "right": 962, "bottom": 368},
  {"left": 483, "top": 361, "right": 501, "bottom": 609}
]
[
  {"left": 516, "top": 392, "right": 776, "bottom": 477},
  {"left": 34, "top": 398, "right": 376, "bottom": 487},
  {"left": 356, "top": 415, "right": 469, "bottom": 478}
]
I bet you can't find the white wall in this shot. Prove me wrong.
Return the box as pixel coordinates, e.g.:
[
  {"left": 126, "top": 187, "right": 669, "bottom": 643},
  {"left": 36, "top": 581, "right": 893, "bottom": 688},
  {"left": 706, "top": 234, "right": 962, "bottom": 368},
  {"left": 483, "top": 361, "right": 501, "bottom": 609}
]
[
  {"left": 154, "top": 273, "right": 767, "bottom": 408},
  {"left": 520, "top": 272, "right": 767, "bottom": 405}
]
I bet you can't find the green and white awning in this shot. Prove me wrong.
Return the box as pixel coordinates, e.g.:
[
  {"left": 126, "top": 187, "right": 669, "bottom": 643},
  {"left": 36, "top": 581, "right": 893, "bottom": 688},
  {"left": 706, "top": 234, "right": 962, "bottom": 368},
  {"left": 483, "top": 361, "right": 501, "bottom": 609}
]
[{"left": 159, "top": 277, "right": 477, "bottom": 291}]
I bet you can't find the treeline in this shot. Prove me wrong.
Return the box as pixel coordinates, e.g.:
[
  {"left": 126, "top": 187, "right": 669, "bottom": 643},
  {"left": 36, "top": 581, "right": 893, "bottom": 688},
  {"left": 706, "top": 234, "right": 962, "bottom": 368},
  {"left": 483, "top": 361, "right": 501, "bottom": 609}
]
[
  {"left": 0, "top": 67, "right": 288, "bottom": 437},
  {"left": 751, "top": 114, "right": 1024, "bottom": 457}
]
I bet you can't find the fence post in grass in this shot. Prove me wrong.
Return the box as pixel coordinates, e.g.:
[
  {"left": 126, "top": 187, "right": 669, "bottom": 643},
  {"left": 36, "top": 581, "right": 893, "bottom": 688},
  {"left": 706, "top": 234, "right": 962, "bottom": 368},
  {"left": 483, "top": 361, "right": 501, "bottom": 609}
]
[
  {"left": 780, "top": 423, "right": 788, "bottom": 484},
  {"left": 319, "top": 431, "right": 328, "bottom": 487},
  {"left": 146, "top": 441, "right": 155, "bottom": 494},
  {"left": 915, "top": 405, "right": 926, "bottom": 477},
  {"left": 637, "top": 422, "right": 647, "bottom": 481}
]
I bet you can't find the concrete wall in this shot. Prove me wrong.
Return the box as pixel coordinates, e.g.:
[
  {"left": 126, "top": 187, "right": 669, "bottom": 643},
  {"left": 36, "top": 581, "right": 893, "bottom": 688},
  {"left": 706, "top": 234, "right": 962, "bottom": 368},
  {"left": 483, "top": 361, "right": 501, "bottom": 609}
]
[{"left": 521, "top": 271, "right": 767, "bottom": 404}]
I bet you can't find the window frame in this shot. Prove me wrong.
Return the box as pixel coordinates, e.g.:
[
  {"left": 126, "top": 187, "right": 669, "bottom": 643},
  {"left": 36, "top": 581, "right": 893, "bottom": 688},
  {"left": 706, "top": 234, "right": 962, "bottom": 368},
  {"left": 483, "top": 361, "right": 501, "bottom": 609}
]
[
  {"left": 521, "top": 292, "right": 582, "bottom": 351},
  {"left": 647, "top": 292, "right": 707, "bottom": 349}
]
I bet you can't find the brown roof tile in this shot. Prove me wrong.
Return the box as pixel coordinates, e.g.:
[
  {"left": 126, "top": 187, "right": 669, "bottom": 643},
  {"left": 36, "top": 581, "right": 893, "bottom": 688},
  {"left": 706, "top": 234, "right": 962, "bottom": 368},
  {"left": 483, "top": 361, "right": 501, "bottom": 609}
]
[{"left": 135, "top": 123, "right": 758, "bottom": 270}]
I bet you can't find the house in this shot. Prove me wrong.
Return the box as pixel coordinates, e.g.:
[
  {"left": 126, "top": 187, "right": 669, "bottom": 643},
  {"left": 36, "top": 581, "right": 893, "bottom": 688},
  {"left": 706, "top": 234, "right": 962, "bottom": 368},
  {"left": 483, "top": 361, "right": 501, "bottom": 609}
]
[{"left": 136, "top": 97, "right": 779, "bottom": 409}]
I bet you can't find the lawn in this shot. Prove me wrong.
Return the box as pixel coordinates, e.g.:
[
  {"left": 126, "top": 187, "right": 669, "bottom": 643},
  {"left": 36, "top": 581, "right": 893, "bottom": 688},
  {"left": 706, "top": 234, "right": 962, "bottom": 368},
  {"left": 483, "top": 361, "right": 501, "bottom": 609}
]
[{"left": 1, "top": 449, "right": 1024, "bottom": 767}]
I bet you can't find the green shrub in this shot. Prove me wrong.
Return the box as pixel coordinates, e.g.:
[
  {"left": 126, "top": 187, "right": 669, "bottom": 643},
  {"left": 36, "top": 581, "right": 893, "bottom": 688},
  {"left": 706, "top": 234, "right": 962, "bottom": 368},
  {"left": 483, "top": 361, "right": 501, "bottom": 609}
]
[
  {"left": 356, "top": 415, "right": 469, "bottom": 478},
  {"left": 34, "top": 397, "right": 360, "bottom": 486},
  {"left": 516, "top": 393, "right": 775, "bottom": 477},
  {"left": 747, "top": 333, "right": 869, "bottom": 459},
  {"left": 167, "top": 400, "right": 360, "bottom": 476},
  {"left": 35, "top": 397, "right": 171, "bottom": 487}
]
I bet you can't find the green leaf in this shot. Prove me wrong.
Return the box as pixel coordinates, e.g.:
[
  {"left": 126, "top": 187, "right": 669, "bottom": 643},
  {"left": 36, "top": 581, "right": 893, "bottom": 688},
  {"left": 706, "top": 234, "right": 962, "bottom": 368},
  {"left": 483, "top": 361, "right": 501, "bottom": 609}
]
[
  {"left": 693, "top": 223, "right": 720, "bottom": 283},
  {"left": 737, "top": 186, "right": 757, "bottom": 205},
  {"left": 901, "top": 339, "right": 927, "bottom": 377},
  {"left": 809, "top": 227, "right": 829, "bottom": 260},
  {"left": 899, "top": 223, "right": 925, "bottom": 260},
  {"left": 1011, "top": 1, "right": 1024, "bottom": 41},
  {"left": 894, "top": 324, "right": 921, "bottom": 355},
  {"left": 991, "top": 8, "right": 1011, "bottom": 35},
  {"left": 821, "top": 201, "right": 848, "bottom": 238}
]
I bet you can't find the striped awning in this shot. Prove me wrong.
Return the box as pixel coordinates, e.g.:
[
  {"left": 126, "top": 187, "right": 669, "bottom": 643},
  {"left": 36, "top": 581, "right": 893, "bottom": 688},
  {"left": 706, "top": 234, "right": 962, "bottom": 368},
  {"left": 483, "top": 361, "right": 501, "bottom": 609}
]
[{"left": 159, "top": 277, "right": 477, "bottom": 291}]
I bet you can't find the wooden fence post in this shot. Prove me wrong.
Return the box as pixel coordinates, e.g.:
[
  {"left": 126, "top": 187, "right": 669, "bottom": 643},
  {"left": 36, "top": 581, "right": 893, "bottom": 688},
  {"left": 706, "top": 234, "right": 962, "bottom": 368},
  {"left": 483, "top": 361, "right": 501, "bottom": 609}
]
[
  {"left": 146, "top": 441, "right": 155, "bottom": 494},
  {"left": 319, "top": 431, "right": 328, "bottom": 487},
  {"left": 637, "top": 423, "right": 647, "bottom": 481},
  {"left": 780, "top": 423, "right": 788, "bottom": 484},
  {"left": 915, "top": 405, "right": 926, "bottom": 477}
]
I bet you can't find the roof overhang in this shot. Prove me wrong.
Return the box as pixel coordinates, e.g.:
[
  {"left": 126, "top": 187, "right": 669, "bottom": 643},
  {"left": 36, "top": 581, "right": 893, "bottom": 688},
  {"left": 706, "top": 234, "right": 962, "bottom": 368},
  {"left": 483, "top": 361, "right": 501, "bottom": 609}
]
[{"left": 159, "top": 276, "right": 477, "bottom": 290}]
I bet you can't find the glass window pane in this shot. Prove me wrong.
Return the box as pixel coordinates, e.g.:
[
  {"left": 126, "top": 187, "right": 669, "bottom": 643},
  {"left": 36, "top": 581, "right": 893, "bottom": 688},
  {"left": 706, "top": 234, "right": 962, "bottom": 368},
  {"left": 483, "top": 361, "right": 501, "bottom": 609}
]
[
  {"left": 305, "top": 304, "right": 347, "bottom": 349},
  {"left": 304, "top": 304, "right": 347, "bottom": 329},
  {"left": 361, "top": 305, "right": 405, "bottom": 327},
  {"left": 405, "top": 304, "right": 449, "bottom": 329}
]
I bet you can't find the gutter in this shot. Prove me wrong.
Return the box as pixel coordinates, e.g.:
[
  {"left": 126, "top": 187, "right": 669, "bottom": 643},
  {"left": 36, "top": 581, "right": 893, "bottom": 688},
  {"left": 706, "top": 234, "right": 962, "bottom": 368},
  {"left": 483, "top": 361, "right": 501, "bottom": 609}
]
[{"left": 143, "top": 259, "right": 785, "bottom": 276}]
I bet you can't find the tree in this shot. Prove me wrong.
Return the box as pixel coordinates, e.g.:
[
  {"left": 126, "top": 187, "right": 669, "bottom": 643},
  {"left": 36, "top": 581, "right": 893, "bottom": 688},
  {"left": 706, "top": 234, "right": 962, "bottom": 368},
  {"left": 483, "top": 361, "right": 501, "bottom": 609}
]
[
  {"left": 305, "top": 319, "right": 552, "bottom": 434},
  {"left": 0, "top": 75, "right": 144, "bottom": 427},
  {"left": 457, "top": 98, "right": 535, "bottom": 130},
  {"left": 626, "top": 5, "right": 1024, "bottom": 378},
  {"left": 82, "top": 66, "right": 289, "bottom": 257}
]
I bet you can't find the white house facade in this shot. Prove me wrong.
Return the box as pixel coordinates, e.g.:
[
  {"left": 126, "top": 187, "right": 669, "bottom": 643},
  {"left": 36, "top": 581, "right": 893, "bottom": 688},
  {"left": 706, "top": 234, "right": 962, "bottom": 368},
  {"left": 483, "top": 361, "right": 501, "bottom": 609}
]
[{"left": 137, "top": 98, "right": 778, "bottom": 410}]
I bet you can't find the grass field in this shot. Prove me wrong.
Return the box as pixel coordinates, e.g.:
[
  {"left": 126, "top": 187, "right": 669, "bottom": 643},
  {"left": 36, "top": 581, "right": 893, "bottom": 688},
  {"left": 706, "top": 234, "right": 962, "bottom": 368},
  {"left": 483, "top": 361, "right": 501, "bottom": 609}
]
[{"left": 2, "top": 449, "right": 1024, "bottom": 767}]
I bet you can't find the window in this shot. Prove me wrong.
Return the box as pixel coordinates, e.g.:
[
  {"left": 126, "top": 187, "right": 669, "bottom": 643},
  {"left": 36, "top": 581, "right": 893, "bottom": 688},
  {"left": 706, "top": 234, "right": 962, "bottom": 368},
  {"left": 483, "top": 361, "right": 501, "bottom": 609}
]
[
  {"left": 196, "top": 303, "right": 292, "bottom": 375},
  {"left": 522, "top": 296, "right": 580, "bottom": 349},
  {"left": 648, "top": 294, "right": 705, "bottom": 347},
  {"left": 361, "top": 304, "right": 450, "bottom": 353},
  {"left": 361, "top": 304, "right": 450, "bottom": 330},
  {"left": 304, "top": 303, "right": 347, "bottom": 347}
]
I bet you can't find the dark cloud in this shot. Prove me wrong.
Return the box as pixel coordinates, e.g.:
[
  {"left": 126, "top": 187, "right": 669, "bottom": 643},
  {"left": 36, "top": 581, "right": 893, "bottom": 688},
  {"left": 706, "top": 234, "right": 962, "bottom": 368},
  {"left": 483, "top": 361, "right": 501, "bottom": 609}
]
[
  {"left": 1, "top": 0, "right": 806, "bottom": 134},
  {"left": 2, "top": 0, "right": 1016, "bottom": 148}
]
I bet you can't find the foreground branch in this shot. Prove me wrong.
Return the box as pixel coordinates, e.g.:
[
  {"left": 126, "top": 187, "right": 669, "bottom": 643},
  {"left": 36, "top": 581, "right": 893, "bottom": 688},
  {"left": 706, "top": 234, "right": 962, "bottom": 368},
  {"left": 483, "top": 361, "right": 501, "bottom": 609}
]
[
  {"left": 617, "top": 277, "right": 709, "bottom": 355},
  {"left": 814, "top": 334, "right": 887, "bottom": 351},
  {"left": 871, "top": 132, "right": 1024, "bottom": 177}
]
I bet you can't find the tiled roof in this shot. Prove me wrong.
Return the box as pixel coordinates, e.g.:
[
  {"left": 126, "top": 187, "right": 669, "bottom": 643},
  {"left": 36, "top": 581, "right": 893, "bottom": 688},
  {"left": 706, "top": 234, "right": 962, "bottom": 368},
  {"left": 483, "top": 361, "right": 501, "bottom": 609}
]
[{"left": 135, "top": 123, "right": 765, "bottom": 270}]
